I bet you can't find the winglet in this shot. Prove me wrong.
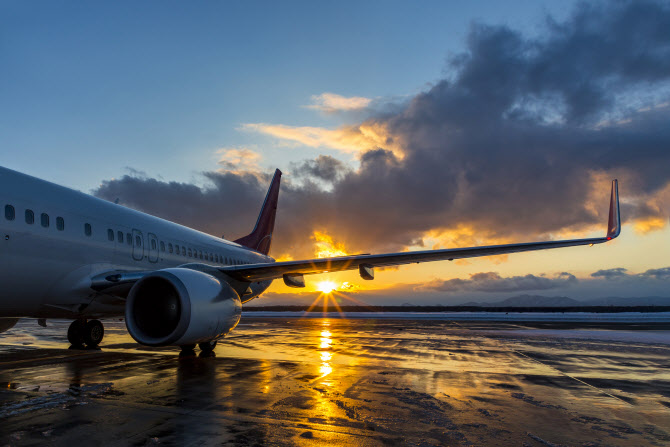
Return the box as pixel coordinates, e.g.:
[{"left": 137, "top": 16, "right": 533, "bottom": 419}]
[{"left": 606, "top": 179, "right": 620, "bottom": 240}]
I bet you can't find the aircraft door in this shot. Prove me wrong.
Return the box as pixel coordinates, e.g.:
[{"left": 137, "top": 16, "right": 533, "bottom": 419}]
[
  {"left": 148, "top": 233, "right": 159, "bottom": 263},
  {"left": 132, "top": 229, "right": 144, "bottom": 261}
]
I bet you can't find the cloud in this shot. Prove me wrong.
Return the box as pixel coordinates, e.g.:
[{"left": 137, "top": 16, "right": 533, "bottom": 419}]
[
  {"left": 640, "top": 267, "right": 670, "bottom": 280},
  {"left": 217, "top": 147, "right": 263, "bottom": 172},
  {"left": 305, "top": 93, "right": 372, "bottom": 113},
  {"left": 417, "top": 271, "right": 577, "bottom": 293},
  {"left": 591, "top": 266, "right": 670, "bottom": 281},
  {"left": 240, "top": 122, "right": 404, "bottom": 158},
  {"left": 96, "top": 1, "right": 670, "bottom": 259},
  {"left": 591, "top": 268, "right": 628, "bottom": 279},
  {"left": 290, "top": 155, "right": 349, "bottom": 183}
]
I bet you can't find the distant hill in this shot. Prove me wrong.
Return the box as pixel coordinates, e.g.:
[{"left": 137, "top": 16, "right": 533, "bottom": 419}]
[
  {"left": 461, "top": 294, "right": 670, "bottom": 307},
  {"left": 461, "top": 295, "right": 580, "bottom": 307},
  {"left": 583, "top": 296, "right": 670, "bottom": 306}
]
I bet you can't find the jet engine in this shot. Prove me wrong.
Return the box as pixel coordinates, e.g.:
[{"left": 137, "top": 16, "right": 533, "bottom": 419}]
[
  {"left": 125, "top": 268, "right": 242, "bottom": 347},
  {"left": 0, "top": 318, "right": 18, "bottom": 333}
]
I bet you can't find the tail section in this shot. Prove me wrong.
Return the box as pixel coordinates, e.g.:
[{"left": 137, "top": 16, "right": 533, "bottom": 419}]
[{"left": 234, "top": 169, "right": 282, "bottom": 255}]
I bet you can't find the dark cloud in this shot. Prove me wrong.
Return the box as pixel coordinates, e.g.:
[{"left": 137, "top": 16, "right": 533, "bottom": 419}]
[
  {"left": 96, "top": 171, "right": 274, "bottom": 241},
  {"left": 417, "top": 271, "right": 577, "bottom": 293},
  {"left": 290, "top": 155, "right": 348, "bottom": 183},
  {"left": 590, "top": 266, "right": 670, "bottom": 281},
  {"left": 591, "top": 267, "right": 629, "bottom": 279},
  {"left": 95, "top": 1, "right": 670, "bottom": 258},
  {"left": 640, "top": 267, "right": 670, "bottom": 280}
]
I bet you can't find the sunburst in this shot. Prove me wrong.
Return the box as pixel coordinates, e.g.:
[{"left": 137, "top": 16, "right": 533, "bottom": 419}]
[{"left": 316, "top": 281, "right": 338, "bottom": 294}]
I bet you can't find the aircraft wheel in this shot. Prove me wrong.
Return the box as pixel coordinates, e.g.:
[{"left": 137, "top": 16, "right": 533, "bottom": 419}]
[
  {"left": 83, "top": 319, "right": 104, "bottom": 347},
  {"left": 179, "top": 344, "right": 196, "bottom": 357},
  {"left": 198, "top": 340, "right": 217, "bottom": 352},
  {"left": 67, "top": 320, "right": 86, "bottom": 347}
]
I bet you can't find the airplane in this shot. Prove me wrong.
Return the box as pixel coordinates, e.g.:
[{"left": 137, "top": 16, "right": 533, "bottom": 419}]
[{"left": 0, "top": 166, "right": 620, "bottom": 353}]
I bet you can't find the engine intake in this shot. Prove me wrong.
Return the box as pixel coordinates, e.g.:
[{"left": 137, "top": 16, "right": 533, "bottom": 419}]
[{"left": 125, "top": 268, "right": 242, "bottom": 346}]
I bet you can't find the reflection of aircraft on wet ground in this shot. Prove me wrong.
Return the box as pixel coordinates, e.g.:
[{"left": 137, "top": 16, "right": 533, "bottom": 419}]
[{"left": 0, "top": 166, "right": 620, "bottom": 353}]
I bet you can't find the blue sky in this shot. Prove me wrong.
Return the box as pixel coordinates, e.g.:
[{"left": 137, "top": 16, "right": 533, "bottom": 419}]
[{"left": 2, "top": 0, "right": 576, "bottom": 190}]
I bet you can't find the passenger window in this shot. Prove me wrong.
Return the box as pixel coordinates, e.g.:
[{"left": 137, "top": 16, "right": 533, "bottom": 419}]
[
  {"left": 151, "top": 239, "right": 157, "bottom": 250},
  {"left": 117, "top": 231, "right": 124, "bottom": 243},
  {"left": 25, "top": 210, "right": 35, "bottom": 224},
  {"left": 107, "top": 229, "right": 114, "bottom": 241},
  {"left": 182, "top": 247, "right": 186, "bottom": 256},
  {"left": 4, "top": 205, "right": 15, "bottom": 221},
  {"left": 41, "top": 213, "right": 49, "bottom": 227},
  {"left": 175, "top": 244, "right": 180, "bottom": 254},
  {"left": 188, "top": 248, "right": 192, "bottom": 257},
  {"left": 126, "top": 233, "right": 132, "bottom": 245},
  {"left": 160, "top": 241, "right": 165, "bottom": 252},
  {"left": 168, "top": 243, "right": 173, "bottom": 253},
  {"left": 56, "top": 217, "right": 64, "bottom": 231},
  {"left": 85, "top": 223, "right": 92, "bottom": 236},
  {"left": 136, "top": 236, "right": 141, "bottom": 247},
  {"left": 199, "top": 251, "right": 203, "bottom": 259}
]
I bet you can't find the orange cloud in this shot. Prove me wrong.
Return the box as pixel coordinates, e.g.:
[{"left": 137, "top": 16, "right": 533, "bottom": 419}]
[
  {"left": 241, "top": 122, "right": 405, "bottom": 158},
  {"left": 217, "top": 147, "right": 263, "bottom": 173},
  {"left": 305, "top": 93, "right": 372, "bottom": 113},
  {"left": 312, "top": 230, "right": 349, "bottom": 258},
  {"left": 416, "top": 225, "right": 512, "bottom": 263},
  {"left": 634, "top": 217, "right": 667, "bottom": 234}
]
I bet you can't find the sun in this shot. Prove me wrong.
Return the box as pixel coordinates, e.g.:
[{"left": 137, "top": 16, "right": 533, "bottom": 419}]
[{"left": 316, "top": 281, "right": 338, "bottom": 294}]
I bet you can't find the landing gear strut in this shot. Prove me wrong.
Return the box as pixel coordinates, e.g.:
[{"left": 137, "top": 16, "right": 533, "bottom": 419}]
[{"left": 67, "top": 319, "right": 104, "bottom": 348}]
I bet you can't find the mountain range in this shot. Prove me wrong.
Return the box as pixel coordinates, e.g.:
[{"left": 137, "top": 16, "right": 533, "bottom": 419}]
[{"left": 460, "top": 295, "right": 670, "bottom": 307}]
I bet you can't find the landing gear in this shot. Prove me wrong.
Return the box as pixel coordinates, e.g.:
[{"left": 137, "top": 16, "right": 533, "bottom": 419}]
[
  {"left": 67, "top": 320, "right": 85, "bottom": 347},
  {"left": 198, "top": 340, "right": 217, "bottom": 352},
  {"left": 198, "top": 340, "right": 217, "bottom": 358},
  {"left": 67, "top": 319, "right": 104, "bottom": 348},
  {"left": 179, "top": 344, "right": 197, "bottom": 357},
  {"left": 84, "top": 320, "right": 104, "bottom": 347},
  {"left": 179, "top": 341, "right": 217, "bottom": 357}
]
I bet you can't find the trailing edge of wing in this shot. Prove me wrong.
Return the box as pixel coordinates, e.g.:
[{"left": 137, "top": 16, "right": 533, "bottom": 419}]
[{"left": 221, "top": 180, "right": 621, "bottom": 283}]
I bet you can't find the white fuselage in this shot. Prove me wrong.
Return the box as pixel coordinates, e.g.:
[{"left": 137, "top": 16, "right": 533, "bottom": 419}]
[{"left": 0, "top": 167, "right": 273, "bottom": 319}]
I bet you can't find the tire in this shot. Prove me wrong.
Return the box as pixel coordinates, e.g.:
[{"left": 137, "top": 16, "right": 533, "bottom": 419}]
[
  {"left": 83, "top": 319, "right": 104, "bottom": 347},
  {"left": 67, "top": 320, "right": 86, "bottom": 347},
  {"left": 198, "top": 340, "right": 217, "bottom": 352},
  {"left": 179, "top": 344, "right": 196, "bottom": 357}
]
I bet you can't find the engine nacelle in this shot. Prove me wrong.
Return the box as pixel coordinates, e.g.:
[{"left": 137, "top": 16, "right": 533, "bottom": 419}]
[
  {"left": 0, "top": 318, "right": 18, "bottom": 333},
  {"left": 125, "top": 268, "right": 242, "bottom": 347}
]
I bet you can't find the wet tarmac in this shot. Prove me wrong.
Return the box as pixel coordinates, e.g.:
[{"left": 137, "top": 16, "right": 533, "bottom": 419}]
[{"left": 1, "top": 317, "right": 669, "bottom": 446}]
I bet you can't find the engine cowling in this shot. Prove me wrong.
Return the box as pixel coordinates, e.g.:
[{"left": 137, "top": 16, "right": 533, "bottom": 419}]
[
  {"left": 125, "top": 268, "right": 242, "bottom": 347},
  {"left": 0, "top": 318, "right": 18, "bottom": 333}
]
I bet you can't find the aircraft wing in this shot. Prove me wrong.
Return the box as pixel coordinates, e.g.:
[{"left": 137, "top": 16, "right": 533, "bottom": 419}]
[{"left": 220, "top": 180, "right": 621, "bottom": 285}]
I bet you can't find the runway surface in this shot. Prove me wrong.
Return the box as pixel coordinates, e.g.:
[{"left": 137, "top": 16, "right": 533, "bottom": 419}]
[{"left": 1, "top": 317, "right": 669, "bottom": 446}]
